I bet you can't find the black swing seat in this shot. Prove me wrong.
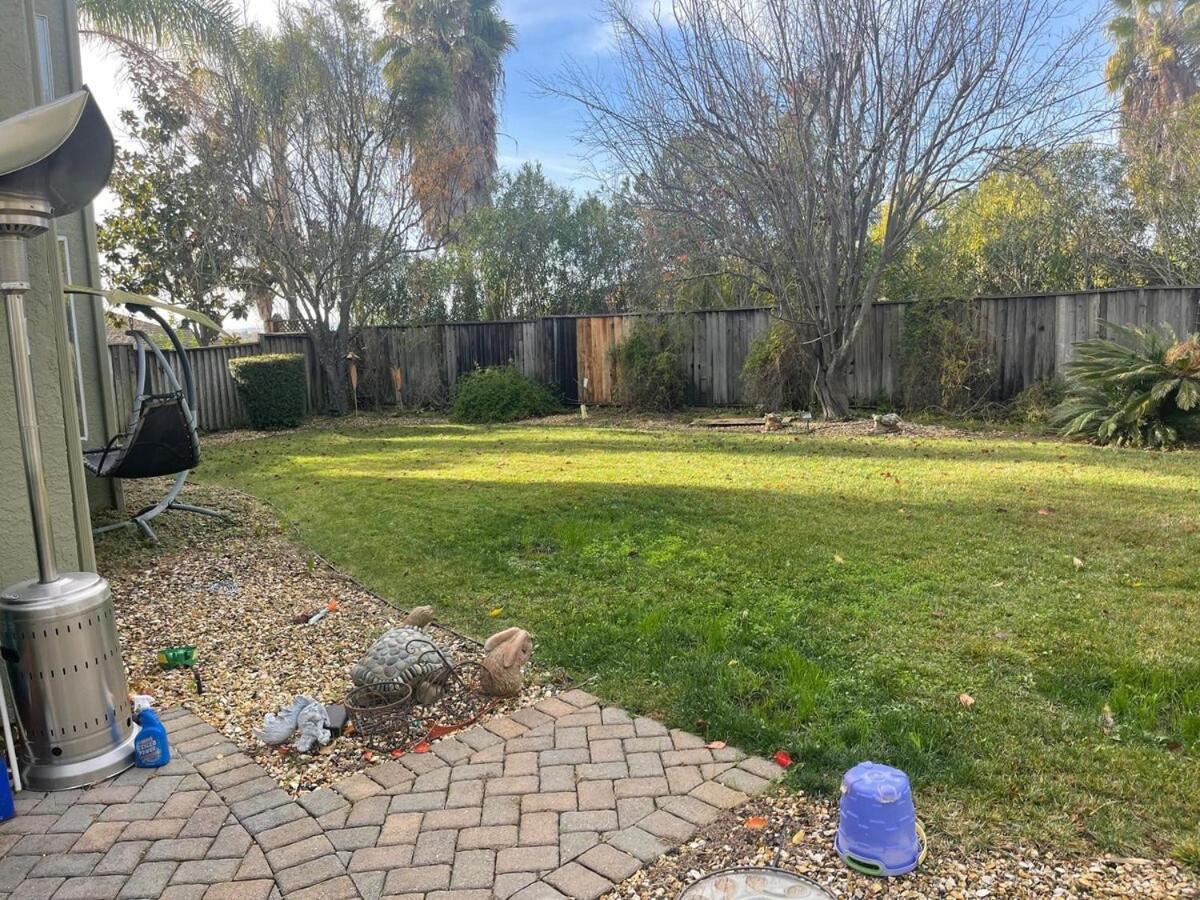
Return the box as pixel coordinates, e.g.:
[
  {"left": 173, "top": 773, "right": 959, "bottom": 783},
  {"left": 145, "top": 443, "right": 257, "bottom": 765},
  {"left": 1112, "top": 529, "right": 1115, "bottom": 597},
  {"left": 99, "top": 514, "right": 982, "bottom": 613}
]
[
  {"left": 86, "top": 305, "right": 230, "bottom": 543},
  {"left": 83, "top": 392, "right": 201, "bottom": 479}
]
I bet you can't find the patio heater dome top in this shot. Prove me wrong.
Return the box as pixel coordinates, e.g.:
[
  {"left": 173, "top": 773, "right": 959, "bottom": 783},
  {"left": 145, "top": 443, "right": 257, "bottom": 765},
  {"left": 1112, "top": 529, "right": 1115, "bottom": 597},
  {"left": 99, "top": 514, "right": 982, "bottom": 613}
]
[{"left": 0, "top": 87, "right": 113, "bottom": 218}]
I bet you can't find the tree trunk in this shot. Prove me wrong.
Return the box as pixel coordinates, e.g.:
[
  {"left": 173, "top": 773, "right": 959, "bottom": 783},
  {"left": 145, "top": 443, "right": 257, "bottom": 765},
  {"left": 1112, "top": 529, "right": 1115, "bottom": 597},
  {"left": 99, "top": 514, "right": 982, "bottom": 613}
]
[
  {"left": 814, "top": 364, "right": 852, "bottom": 420},
  {"left": 322, "top": 358, "right": 351, "bottom": 416},
  {"left": 316, "top": 330, "right": 352, "bottom": 415}
]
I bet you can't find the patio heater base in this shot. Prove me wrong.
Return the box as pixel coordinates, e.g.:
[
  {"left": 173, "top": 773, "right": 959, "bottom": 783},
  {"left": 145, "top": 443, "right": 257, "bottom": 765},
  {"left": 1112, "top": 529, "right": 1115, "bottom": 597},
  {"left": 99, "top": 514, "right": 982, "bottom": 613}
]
[{"left": 0, "top": 573, "right": 137, "bottom": 791}]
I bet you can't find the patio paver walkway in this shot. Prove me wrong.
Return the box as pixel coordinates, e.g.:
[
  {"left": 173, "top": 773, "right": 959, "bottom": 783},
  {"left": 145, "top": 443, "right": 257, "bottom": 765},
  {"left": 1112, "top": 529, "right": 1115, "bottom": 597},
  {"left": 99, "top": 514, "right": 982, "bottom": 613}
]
[{"left": 0, "top": 690, "right": 784, "bottom": 898}]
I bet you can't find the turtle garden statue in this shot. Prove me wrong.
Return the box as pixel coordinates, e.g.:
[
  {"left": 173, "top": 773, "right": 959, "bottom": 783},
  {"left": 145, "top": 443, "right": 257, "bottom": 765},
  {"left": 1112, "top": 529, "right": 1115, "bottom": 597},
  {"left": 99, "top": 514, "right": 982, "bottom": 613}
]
[
  {"left": 350, "top": 606, "right": 452, "bottom": 704},
  {"left": 872, "top": 412, "right": 903, "bottom": 434}
]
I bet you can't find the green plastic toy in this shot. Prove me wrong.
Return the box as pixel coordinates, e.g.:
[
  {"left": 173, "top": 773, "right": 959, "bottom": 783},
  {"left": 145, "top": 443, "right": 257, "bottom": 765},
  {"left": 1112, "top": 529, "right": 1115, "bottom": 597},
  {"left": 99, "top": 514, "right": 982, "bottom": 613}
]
[{"left": 157, "top": 646, "right": 196, "bottom": 669}]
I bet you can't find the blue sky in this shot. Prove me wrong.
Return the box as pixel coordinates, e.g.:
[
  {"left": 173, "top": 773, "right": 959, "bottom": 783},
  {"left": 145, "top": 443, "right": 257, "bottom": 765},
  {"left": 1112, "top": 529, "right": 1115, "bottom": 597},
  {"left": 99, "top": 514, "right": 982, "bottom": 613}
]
[
  {"left": 80, "top": 0, "right": 1115, "bottom": 207},
  {"left": 494, "top": 0, "right": 616, "bottom": 189}
]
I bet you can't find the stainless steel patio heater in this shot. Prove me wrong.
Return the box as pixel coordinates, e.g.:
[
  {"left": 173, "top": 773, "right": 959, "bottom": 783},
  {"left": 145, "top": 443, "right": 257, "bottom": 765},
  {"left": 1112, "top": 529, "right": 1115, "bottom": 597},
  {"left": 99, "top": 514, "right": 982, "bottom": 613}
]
[{"left": 0, "top": 89, "right": 137, "bottom": 790}]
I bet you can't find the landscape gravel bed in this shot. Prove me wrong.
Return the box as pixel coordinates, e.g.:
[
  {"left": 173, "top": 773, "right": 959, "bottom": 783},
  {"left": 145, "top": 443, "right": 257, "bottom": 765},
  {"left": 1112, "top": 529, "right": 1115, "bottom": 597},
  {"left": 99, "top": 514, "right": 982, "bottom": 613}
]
[
  {"left": 96, "top": 478, "right": 565, "bottom": 794},
  {"left": 612, "top": 791, "right": 1199, "bottom": 898}
]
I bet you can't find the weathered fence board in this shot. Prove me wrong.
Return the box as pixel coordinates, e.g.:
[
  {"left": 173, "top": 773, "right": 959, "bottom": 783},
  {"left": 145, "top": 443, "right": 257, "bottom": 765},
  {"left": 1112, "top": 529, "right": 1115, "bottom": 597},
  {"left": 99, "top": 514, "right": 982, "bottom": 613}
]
[{"left": 105, "top": 286, "right": 1200, "bottom": 432}]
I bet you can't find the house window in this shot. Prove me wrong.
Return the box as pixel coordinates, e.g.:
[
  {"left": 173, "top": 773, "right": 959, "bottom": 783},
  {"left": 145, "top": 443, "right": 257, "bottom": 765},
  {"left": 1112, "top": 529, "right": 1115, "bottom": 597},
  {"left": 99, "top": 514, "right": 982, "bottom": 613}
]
[
  {"left": 34, "top": 16, "right": 55, "bottom": 103},
  {"left": 58, "top": 236, "right": 88, "bottom": 442}
]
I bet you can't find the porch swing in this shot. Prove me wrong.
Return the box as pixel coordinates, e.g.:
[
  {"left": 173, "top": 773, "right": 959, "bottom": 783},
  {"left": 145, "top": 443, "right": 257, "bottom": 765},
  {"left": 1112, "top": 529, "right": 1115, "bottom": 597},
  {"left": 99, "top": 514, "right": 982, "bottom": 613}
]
[{"left": 81, "top": 296, "right": 230, "bottom": 542}]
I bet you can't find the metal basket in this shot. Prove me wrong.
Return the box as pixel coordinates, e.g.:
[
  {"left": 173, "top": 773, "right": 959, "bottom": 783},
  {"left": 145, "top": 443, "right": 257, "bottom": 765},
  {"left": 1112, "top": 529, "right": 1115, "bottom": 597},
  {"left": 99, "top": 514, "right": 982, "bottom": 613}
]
[{"left": 344, "top": 681, "right": 414, "bottom": 738}]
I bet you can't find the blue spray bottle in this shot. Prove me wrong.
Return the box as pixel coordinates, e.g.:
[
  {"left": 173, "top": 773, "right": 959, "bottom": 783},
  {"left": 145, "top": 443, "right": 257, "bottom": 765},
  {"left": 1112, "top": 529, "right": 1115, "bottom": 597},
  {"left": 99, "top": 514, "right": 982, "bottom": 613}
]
[
  {"left": 0, "top": 757, "right": 14, "bottom": 821},
  {"left": 134, "top": 708, "right": 171, "bottom": 768}
]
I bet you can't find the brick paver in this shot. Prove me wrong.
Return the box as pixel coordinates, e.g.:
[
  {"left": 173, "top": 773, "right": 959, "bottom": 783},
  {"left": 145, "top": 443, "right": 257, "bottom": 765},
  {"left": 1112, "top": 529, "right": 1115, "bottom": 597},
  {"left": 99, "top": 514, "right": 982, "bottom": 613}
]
[{"left": 2, "top": 691, "right": 784, "bottom": 897}]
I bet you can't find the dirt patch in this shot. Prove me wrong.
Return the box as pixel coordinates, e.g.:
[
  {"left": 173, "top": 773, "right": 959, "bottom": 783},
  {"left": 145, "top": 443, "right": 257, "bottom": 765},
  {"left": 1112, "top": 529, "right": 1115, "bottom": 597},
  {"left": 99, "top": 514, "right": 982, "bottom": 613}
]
[{"left": 97, "top": 479, "right": 565, "bottom": 795}]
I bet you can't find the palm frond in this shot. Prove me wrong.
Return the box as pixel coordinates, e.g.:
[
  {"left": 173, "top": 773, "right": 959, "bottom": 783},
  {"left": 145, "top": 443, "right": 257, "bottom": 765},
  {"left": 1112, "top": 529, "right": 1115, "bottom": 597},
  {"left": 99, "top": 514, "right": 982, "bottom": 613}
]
[{"left": 77, "top": 0, "right": 240, "bottom": 57}]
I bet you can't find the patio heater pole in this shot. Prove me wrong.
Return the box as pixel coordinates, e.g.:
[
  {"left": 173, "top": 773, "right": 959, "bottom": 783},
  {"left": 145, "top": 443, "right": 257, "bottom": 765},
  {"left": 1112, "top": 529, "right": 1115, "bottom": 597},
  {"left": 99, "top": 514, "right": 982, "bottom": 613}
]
[{"left": 1, "top": 207, "right": 58, "bottom": 584}]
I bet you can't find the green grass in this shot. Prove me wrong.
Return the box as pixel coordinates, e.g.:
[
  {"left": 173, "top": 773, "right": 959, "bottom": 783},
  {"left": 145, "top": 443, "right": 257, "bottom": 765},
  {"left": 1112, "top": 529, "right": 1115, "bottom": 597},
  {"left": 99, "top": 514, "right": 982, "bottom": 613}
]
[{"left": 196, "top": 420, "right": 1200, "bottom": 862}]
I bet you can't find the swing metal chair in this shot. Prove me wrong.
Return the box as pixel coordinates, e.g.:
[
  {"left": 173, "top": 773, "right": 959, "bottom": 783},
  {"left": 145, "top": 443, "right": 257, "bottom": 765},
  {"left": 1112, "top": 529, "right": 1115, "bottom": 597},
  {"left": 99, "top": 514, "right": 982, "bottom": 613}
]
[{"left": 84, "top": 300, "right": 230, "bottom": 542}]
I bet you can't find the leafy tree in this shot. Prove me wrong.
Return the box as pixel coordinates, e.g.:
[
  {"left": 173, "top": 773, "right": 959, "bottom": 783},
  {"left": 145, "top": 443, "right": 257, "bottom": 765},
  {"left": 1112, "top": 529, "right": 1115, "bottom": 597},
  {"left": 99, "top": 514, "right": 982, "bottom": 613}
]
[
  {"left": 211, "top": 0, "right": 437, "bottom": 414},
  {"left": 380, "top": 0, "right": 515, "bottom": 235},
  {"left": 880, "top": 146, "right": 1142, "bottom": 299},
  {"left": 77, "top": 0, "right": 239, "bottom": 51},
  {"left": 97, "top": 69, "right": 247, "bottom": 345},
  {"left": 1124, "top": 97, "right": 1200, "bottom": 281},
  {"left": 1106, "top": 0, "right": 1200, "bottom": 127},
  {"left": 76, "top": 0, "right": 241, "bottom": 98},
  {"left": 368, "top": 164, "right": 646, "bottom": 322}
]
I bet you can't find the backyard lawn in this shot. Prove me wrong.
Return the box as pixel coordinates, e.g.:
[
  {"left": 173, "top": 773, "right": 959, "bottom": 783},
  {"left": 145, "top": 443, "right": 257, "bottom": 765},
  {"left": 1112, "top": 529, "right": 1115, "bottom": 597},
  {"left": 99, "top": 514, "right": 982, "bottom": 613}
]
[{"left": 198, "top": 421, "right": 1200, "bottom": 864}]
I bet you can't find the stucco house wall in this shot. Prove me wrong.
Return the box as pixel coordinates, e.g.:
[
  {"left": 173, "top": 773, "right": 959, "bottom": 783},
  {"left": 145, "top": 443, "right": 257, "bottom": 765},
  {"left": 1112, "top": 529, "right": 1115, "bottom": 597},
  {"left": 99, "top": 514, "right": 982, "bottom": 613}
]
[{"left": 0, "top": 0, "right": 120, "bottom": 587}]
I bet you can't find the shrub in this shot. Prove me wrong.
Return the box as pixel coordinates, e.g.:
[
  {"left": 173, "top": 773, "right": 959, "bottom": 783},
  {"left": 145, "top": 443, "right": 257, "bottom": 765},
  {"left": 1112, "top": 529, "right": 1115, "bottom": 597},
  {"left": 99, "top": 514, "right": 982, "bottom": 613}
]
[
  {"left": 228, "top": 353, "right": 308, "bottom": 430},
  {"left": 449, "top": 365, "right": 559, "bottom": 424},
  {"left": 610, "top": 319, "right": 686, "bottom": 411},
  {"left": 741, "top": 322, "right": 814, "bottom": 412},
  {"left": 1008, "top": 378, "right": 1068, "bottom": 425},
  {"left": 900, "top": 298, "right": 997, "bottom": 413},
  {"left": 1056, "top": 323, "right": 1200, "bottom": 448}
]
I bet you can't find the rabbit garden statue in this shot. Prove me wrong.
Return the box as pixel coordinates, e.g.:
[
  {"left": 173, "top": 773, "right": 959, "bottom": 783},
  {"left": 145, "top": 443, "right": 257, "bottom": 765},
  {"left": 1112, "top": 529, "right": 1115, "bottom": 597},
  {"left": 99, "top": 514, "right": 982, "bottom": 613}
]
[{"left": 479, "top": 627, "right": 533, "bottom": 697}]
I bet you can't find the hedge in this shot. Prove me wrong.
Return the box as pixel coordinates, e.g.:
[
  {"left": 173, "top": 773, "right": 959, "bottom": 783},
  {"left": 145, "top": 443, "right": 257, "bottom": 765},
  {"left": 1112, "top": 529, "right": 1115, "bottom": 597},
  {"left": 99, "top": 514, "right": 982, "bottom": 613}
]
[
  {"left": 449, "top": 365, "right": 560, "bottom": 424},
  {"left": 228, "top": 353, "right": 308, "bottom": 429}
]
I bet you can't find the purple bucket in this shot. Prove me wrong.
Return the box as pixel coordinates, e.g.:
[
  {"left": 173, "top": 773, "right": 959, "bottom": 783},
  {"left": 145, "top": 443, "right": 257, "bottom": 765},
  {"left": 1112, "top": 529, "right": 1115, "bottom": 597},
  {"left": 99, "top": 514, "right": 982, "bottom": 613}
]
[{"left": 834, "top": 761, "right": 923, "bottom": 876}]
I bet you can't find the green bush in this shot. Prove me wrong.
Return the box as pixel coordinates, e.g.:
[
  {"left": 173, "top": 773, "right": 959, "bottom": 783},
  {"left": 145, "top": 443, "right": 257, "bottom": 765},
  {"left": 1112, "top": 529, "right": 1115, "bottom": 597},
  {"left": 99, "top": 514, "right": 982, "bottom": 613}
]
[
  {"left": 449, "top": 365, "right": 559, "bottom": 424},
  {"left": 228, "top": 353, "right": 308, "bottom": 429},
  {"left": 1056, "top": 323, "right": 1200, "bottom": 448},
  {"left": 1008, "top": 378, "right": 1068, "bottom": 425},
  {"left": 610, "top": 319, "right": 686, "bottom": 411},
  {"left": 741, "top": 322, "right": 813, "bottom": 412},
  {"left": 899, "top": 298, "right": 997, "bottom": 413}
]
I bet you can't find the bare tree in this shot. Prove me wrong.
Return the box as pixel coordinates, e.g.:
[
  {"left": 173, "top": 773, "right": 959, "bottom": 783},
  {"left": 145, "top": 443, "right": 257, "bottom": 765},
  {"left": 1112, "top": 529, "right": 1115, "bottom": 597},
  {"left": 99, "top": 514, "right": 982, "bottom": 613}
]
[
  {"left": 556, "top": 0, "right": 1107, "bottom": 417},
  {"left": 211, "top": 0, "right": 435, "bottom": 413}
]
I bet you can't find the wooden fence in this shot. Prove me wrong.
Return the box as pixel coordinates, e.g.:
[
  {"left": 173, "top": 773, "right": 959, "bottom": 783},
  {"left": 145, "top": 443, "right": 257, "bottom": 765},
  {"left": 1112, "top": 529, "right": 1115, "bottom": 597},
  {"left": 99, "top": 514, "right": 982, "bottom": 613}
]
[{"left": 106, "top": 286, "right": 1200, "bottom": 432}]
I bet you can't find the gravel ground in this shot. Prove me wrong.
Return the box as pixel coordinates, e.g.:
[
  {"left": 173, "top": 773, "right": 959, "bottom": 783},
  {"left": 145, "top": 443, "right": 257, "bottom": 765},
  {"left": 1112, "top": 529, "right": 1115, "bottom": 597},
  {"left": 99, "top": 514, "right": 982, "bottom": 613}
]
[
  {"left": 612, "top": 792, "right": 1199, "bottom": 898},
  {"left": 96, "top": 478, "right": 566, "bottom": 794}
]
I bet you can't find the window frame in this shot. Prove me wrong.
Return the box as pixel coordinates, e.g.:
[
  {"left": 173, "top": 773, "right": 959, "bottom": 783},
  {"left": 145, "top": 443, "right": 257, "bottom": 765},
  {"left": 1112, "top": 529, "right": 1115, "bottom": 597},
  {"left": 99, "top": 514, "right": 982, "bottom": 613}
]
[{"left": 34, "top": 15, "right": 55, "bottom": 104}]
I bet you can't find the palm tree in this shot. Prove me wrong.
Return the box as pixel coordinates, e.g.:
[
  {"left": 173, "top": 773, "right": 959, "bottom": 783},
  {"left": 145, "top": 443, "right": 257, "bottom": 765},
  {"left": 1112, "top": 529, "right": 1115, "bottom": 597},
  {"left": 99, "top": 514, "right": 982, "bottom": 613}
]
[
  {"left": 379, "top": 0, "right": 515, "bottom": 236},
  {"left": 76, "top": 0, "right": 241, "bottom": 97},
  {"left": 1106, "top": 0, "right": 1200, "bottom": 124}
]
